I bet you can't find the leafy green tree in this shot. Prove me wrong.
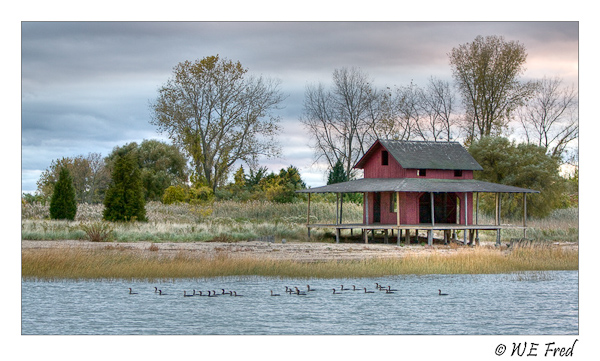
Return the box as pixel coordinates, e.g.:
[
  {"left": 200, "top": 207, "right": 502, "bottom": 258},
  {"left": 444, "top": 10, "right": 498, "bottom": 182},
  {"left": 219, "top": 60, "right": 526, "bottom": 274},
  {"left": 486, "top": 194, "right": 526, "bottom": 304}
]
[
  {"left": 327, "top": 159, "right": 349, "bottom": 184},
  {"left": 37, "top": 153, "right": 109, "bottom": 204},
  {"left": 49, "top": 167, "right": 77, "bottom": 220},
  {"left": 150, "top": 55, "right": 285, "bottom": 191},
  {"left": 106, "top": 140, "right": 189, "bottom": 201},
  {"left": 468, "top": 136, "right": 566, "bottom": 218},
  {"left": 258, "top": 166, "right": 307, "bottom": 203},
  {"left": 449, "top": 35, "right": 537, "bottom": 143},
  {"left": 103, "top": 153, "right": 147, "bottom": 222}
]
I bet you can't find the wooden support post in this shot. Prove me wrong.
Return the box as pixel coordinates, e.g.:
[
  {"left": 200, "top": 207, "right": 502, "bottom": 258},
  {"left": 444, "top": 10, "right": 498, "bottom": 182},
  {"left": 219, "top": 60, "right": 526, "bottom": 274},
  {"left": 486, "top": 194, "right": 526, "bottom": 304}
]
[
  {"left": 405, "top": 229, "right": 410, "bottom": 244},
  {"left": 496, "top": 193, "right": 502, "bottom": 246},
  {"left": 430, "top": 192, "right": 435, "bottom": 227},
  {"left": 340, "top": 193, "right": 344, "bottom": 225},
  {"left": 397, "top": 228, "right": 401, "bottom": 245},
  {"left": 365, "top": 192, "right": 369, "bottom": 226},
  {"left": 364, "top": 229, "right": 369, "bottom": 244},
  {"left": 307, "top": 193, "right": 311, "bottom": 239},
  {"left": 384, "top": 229, "right": 388, "bottom": 244},
  {"left": 475, "top": 192, "right": 479, "bottom": 244},
  {"left": 464, "top": 192, "right": 468, "bottom": 226},
  {"left": 336, "top": 193, "right": 340, "bottom": 225},
  {"left": 335, "top": 228, "right": 340, "bottom": 244},
  {"left": 427, "top": 230, "right": 433, "bottom": 246},
  {"left": 523, "top": 193, "right": 527, "bottom": 239}
]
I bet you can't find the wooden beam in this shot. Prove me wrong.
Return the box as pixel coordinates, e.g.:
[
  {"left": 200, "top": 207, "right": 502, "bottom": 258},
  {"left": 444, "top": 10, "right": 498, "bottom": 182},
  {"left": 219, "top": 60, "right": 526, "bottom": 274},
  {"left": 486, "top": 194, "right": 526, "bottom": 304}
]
[
  {"left": 523, "top": 193, "right": 527, "bottom": 238},
  {"left": 307, "top": 193, "right": 311, "bottom": 239},
  {"left": 365, "top": 192, "right": 369, "bottom": 226},
  {"left": 430, "top": 192, "right": 435, "bottom": 227},
  {"left": 496, "top": 193, "right": 502, "bottom": 246},
  {"left": 475, "top": 192, "right": 479, "bottom": 245},
  {"left": 464, "top": 192, "right": 468, "bottom": 244},
  {"left": 396, "top": 192, "right": 400, "bottom": 227},
  {"left": 340, "top": 193, "right": 344, "bottom": 225},
  {"left": 336, "top": 193, "right": 340, "bottom": 225}
]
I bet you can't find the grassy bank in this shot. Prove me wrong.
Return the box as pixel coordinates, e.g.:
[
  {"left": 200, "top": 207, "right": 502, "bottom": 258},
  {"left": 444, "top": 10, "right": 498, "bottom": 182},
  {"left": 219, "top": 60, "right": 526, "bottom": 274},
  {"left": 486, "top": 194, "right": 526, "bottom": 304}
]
[
  {"left": 21, "top": 201, "right": 578, "bottom": 244},
  {"left": 22, "top": 246, "right": 578, "bottom": 280}
]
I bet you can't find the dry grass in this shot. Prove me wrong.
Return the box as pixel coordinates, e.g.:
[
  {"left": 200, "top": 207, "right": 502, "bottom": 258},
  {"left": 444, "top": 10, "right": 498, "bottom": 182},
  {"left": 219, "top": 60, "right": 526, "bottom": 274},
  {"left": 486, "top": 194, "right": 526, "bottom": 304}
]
[{"left": 21, "top": 245, "right": 578, "bottom": 280}]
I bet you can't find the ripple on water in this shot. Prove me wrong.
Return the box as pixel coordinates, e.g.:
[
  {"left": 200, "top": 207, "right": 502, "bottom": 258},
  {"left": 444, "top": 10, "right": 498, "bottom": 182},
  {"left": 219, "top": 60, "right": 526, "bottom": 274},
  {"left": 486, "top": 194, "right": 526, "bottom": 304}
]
[{"left": 21, "top": 271, "right": 578, "bottom": 335}]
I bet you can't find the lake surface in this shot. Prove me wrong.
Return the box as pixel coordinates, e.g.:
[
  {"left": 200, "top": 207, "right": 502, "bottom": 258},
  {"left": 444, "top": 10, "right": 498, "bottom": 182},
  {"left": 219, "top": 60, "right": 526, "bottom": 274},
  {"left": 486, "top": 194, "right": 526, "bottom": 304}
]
[{"left": 21, "top": 271, "right": 578, "bottom": 335}]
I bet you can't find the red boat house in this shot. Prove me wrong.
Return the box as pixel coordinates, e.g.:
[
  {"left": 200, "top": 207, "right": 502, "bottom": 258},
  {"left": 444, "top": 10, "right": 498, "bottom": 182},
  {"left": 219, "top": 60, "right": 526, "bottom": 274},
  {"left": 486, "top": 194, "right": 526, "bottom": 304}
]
[{"left": 298, "top": 140, "right": 539, "bottom": 246}]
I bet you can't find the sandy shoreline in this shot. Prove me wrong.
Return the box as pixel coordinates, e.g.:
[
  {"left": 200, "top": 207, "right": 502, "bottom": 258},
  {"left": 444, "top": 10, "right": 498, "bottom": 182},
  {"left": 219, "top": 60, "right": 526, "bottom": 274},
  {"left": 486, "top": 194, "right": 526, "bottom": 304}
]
[{"left": 21, "top": 239, "right": 578, "bottom": 262}]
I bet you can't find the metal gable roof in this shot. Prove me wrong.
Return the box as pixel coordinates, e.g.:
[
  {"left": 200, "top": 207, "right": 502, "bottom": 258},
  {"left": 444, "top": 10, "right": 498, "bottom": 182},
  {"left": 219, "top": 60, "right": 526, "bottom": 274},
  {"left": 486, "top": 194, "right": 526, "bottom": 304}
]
[
  {"left": 297, "top": 178, "right": 539, "bottom": 194},
  {"left": 355, "top": 140, "right": 483, "bottom": 171}
]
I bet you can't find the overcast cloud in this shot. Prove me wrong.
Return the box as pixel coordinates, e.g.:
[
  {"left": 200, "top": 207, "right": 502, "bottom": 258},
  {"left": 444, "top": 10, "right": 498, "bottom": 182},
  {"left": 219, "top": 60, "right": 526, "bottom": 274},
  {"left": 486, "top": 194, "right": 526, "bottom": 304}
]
[{"left": 21, "top": 21, "right": 579, "bottom": 193}]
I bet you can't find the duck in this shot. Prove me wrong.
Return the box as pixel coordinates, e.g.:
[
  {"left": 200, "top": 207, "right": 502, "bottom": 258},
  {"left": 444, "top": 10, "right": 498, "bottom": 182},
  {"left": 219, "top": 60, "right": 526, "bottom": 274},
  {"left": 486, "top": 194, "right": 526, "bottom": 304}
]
[
  {"left": 307, "top": 285, "right": 315, "bottom": 292},
  {"left": 438, "top": 289, "right": 448, "bottom": 296},
  {"left": 233, "top": 291, "right": 243, "bottom": 297},
  {"left": 128, "top": 288, "right": 138, "bottom": 295},
  {"left": 294, "top": 287, "right": 306, "bottom": 295},
  {"left": 387, "top": 286, "right": 398, "bottom": 292},
  {"left": 385, "top": 289, "right": 395, "bottom": 294},
  {"left": 183, "top": 290, "right": 194, "bottom": 297},
  {"left": 352, "top": 285, "right": 361, "bottom": 291},
  {"left": 158, "top": 289, "right": 167, "bottom": 295},
  {"left": 154, "top": 286, "right": 158, "bottom": 293},
  {"left": 207, "top": 290, "right": 217, "bottom": 297},
  {"left": 332, "top": 288, "right": 342, "bottom": 294},
  {"left": 375, "top": 283, "right": 386, "bottom": 291},
  {"left": 340, "top": 285, "right": 350, "bottom": 291},
  {"left": 195, "top": 290, "right": 203, "bottom": 296},
  {"left": 285, "top": 286, "right": 294, "bottom": 294},
  {"left": 270, "top": 290, "right": 280, "bottom": 296},
  {"left": 363, "top": 288, "right": 374, "bottom": 294}
]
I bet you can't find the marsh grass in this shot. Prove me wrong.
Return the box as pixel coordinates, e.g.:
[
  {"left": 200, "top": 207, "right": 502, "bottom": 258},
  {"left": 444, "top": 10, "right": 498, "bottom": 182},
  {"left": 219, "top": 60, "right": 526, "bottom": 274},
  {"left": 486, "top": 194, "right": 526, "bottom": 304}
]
[
  {"left": 22, "top": 246, "right": 578, "bottom": 280},
  {"left": 21, "top": 202, "right": 578, "bottom": 244}
]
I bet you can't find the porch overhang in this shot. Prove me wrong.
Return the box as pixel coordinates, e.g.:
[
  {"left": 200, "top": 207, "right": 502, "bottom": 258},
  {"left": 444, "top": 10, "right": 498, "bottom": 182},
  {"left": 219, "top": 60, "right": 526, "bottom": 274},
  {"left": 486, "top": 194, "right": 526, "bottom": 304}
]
[{"left": 296, "top": 178, "right": 539, "bottom": 194}]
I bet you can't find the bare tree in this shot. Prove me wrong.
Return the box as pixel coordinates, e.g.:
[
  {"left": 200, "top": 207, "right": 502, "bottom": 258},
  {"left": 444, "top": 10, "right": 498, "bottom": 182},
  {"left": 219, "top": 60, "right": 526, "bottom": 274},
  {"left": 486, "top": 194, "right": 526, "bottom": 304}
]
[
  {"left": 517, "top": 76, "right": 578, "bottom": 159},
  {"left": 301, "top": 67, "right": 377, "bottom": 180},
  {"left": 415, "top": 77, "right": 459, "bottom": 142},
  {"left": 151, "top": 56, "right": 285, "bottom": 191},
  {"left": 449, "top": 35, "right": 537, "bottom": 143}
]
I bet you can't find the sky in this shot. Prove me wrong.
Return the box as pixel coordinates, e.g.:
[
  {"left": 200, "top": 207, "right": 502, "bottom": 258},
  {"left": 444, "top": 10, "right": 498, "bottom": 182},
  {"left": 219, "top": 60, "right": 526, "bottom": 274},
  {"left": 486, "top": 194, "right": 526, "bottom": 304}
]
[{"left": 21, "top": 21, "right": 579, "bottom": 194}]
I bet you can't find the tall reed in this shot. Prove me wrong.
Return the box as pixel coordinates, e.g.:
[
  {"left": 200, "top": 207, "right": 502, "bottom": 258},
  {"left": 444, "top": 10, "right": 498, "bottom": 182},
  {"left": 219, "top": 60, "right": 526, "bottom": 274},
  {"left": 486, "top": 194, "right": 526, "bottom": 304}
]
[{"left": 22, "top": 246, "right": 578, "bottom": 280}]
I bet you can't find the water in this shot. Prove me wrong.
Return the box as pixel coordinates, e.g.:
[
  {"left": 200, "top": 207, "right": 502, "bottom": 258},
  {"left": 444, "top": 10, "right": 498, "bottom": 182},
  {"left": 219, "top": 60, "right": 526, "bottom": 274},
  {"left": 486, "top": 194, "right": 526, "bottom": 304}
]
[{"left": 21, "top": 271, "right": 578, "bottom": 335}]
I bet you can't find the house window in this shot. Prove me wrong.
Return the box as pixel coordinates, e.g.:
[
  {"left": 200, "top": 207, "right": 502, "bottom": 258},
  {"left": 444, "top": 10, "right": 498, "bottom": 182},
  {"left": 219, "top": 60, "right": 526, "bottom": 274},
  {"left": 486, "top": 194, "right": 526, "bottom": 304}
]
[
  {"left": 390, "top": 193, "right": 397, "bottom": 213},
  {"left": 454, "top": 170, "right": 463, "bottom": 177},
  {"left": 382, "top": 151, "right": 389, "bottom": 166},
  {"left": 417, "top": 169, "right": 427, "bottom": 177}
]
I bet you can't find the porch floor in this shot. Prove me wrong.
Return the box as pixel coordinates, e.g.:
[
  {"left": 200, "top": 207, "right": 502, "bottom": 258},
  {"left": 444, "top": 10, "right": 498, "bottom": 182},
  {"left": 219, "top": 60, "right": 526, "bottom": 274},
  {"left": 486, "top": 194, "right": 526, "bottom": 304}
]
[{"left": 307, "top": 223, "right": 526, "bottom": 230}]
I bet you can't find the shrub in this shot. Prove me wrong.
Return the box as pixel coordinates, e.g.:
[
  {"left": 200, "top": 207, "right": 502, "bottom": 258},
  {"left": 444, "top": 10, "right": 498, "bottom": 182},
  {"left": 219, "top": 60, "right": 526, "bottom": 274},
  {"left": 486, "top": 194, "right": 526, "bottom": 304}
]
[
  {"left": 49, "top": 167, "right": 77, "bottom": 220},
  {"left": 80, "top": 221, "right": 113, "bottom": 242},
  {"left": 162, "top": 185, "right": 188, "bottom": 204}
]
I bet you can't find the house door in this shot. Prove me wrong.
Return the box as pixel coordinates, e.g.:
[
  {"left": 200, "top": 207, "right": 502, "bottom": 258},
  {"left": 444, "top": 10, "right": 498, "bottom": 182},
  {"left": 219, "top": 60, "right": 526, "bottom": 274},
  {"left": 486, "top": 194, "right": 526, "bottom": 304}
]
[
  {"left": 373, "top": 192, "right": 381, "bottom": 223},
  {"left": 419, "top": 193, "right": 457, "bottom": 224}
]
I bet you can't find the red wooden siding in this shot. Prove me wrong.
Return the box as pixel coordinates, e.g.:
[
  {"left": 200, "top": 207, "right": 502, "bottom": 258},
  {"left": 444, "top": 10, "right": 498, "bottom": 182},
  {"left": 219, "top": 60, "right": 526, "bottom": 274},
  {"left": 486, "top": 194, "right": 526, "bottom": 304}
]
[
  {"left": 362, "top": 144, "right": 474, "bottom": 180},
  {"left": 359, "top": 143, "right": 476, "bottom": 225}
]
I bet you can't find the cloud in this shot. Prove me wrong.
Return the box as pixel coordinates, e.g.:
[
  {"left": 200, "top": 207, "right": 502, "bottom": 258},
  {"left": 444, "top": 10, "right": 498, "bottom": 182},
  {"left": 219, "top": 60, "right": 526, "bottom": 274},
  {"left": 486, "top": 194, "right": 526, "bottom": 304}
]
[{"left": 21, "top": 21, "right": 579, "bottom": 192}]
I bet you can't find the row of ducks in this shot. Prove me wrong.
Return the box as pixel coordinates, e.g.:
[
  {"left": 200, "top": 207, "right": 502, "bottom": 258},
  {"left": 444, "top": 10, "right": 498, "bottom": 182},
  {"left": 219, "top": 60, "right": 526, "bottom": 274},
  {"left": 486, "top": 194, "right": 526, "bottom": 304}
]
[
  {"left": 129, "top": 284, "right": 449, "bottom": 297},
  {"left": 128, "top": 287, "right": 243, "bottom": 297},
  {"left": 270, "top": 283, "right": 448, "bottom": 296}
]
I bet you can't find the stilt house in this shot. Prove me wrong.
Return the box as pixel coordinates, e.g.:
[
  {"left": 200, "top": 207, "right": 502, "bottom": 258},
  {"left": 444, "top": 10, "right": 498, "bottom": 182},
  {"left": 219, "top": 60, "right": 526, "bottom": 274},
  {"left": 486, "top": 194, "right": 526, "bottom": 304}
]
[{"left": 298, "top": 140, "right": 539, "bottom": 245}]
